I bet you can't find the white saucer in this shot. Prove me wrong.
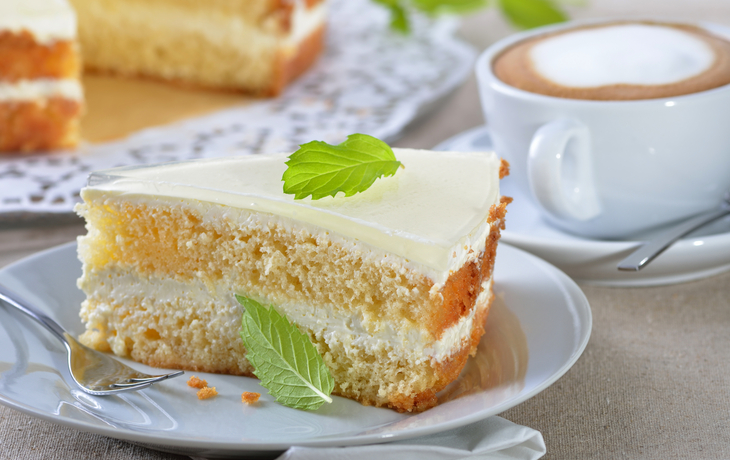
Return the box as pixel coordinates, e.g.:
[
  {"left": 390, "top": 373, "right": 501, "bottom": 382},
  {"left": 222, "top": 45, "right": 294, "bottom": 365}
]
[
  {"left": 0, "top": 242, "right": 590, "bottom": 457},
  {"left": 436, "top": 126, "right": 730, "bottom": 286}
]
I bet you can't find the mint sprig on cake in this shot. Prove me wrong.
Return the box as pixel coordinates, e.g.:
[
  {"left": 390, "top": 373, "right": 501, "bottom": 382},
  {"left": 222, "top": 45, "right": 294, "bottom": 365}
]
[{"left": 282, "top": 133, "right": 401, "bottom": 200}]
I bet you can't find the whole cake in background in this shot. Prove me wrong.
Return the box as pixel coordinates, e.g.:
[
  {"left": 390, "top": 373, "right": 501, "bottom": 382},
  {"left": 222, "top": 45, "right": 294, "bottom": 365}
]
[
  {"left": 75, "top": 149, "right": 510, "bottom": 412},
  {"left": 68, "top": 0, "right": 328, "bottom": 96},
  {"left": 0, "top": 0, "right": 83, "bottom": 153}
]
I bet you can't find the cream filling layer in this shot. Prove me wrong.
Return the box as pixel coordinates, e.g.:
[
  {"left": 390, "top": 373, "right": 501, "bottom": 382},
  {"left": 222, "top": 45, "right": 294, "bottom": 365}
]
[
  {"left": 281, "top": 281, "right": 492, "bottom": 365},
  {"left": 0, "top": 79, "right": 83, "bottom": 102},
  {"left": 0, "top": 0, "right": 76, "bottom": 44},
  {"left": 80, "top": 265, "right": 492, "bottom": 365},
  {"left": 287, "top": 1, "right": 328, "bottom": 46}
]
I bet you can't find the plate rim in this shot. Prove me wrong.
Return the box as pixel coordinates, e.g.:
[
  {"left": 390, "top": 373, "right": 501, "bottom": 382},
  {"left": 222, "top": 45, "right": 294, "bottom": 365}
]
[{"left": 0, "top": 241, "right": 591, "bottom": 454}]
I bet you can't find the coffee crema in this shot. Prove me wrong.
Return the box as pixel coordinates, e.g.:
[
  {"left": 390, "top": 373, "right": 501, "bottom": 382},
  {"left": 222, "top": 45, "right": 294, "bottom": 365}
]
[{"left": 493, "top": 22, "right": 730, "bottom": 100}]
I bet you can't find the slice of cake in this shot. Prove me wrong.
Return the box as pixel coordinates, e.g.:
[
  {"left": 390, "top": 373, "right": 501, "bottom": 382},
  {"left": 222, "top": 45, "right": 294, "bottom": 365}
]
[
  {"left": 68, "top": 0, "right": 327, "bottom": 96},
  {"left": 75, "top": 149, "right": 510, "bottom": 412},
  {"left": 0, "top": 0, "right": 83, "bottom": 152}
]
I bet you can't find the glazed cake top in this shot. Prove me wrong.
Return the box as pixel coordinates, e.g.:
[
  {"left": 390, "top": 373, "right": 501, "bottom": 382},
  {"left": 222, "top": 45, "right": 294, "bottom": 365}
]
[
  {"left": 83, "top": 149, "right": 502, "bottom": 273},
  {"left": 0, "top": 0, "right": 76, "bottom": 44}
]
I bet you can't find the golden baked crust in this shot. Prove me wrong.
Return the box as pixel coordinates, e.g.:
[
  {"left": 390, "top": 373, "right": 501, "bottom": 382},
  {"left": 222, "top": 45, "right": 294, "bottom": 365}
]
[
  {"left": 0, "top": 29, "right": 82, "bottom": 153},
  {"left": 0, "top": 98, "right": 82, "bottom": 153},
  {"left": 268, "top": 25, "right": 325, "bottom": 96},
  {"left": 272, "top": 0, "right": 326, "bottom": 31},
  {"left": 422, "top": 194, "right": 510, "bottom": 340},
  {"left": 386, "top": 283, "right": 494, "bottom": 412},
  {"left": 270, "top": 0, "right": 329, "bottom": 88},
  {"left": 0, "top": 31, "right": 80, "bottom": 82},
  {"left": 382, "top": 196, "right": 510, "bottom": 412}
]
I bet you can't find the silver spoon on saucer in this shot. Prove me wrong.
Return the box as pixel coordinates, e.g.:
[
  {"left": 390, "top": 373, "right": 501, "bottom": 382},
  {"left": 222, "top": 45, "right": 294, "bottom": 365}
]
[{"left": 618, "top": 195, "right": 730, "bottom": 271}]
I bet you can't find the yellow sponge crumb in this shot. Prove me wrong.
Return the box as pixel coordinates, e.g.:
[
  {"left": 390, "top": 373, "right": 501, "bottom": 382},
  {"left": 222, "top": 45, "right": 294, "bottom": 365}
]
[
  {"left": 197, "top": 387, "right": 218, "bottom": 400},
  {"left": 187, "top": 375, "right": 208, "bottom": 389},
  {"left": 241, "top": 392, "right": 261, "bottom": 404}
]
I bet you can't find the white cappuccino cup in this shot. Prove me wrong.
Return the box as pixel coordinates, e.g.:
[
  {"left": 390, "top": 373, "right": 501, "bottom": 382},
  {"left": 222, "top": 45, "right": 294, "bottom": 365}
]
[{"left": 477, "top": 19, "right": 730, "bottom": 239}]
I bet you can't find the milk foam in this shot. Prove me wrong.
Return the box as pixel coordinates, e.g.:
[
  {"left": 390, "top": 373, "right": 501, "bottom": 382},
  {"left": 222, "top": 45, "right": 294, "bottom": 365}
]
[{"left": 530, "top": 24, "right": 716, "bottom": 88}]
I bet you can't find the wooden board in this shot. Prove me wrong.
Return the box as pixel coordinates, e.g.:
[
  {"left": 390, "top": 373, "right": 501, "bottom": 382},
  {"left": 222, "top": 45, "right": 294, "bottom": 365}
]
[{"left": 80, "top": 74, "right": 255, "bottom": 143}]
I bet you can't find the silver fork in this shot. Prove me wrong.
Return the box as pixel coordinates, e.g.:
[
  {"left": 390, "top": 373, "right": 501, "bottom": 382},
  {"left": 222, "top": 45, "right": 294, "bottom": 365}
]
[{"left": 0, "top": 284, "right": 184, "bottom": 395}]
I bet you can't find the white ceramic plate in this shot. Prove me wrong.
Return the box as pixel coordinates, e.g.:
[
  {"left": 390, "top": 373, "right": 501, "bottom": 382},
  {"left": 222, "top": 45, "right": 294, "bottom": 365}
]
[
  {"left": 436, "top": 126, "right": 730, "bottom": 286},
  {"left": 0, "top": 242, "right": 590, "bottom": 458}
]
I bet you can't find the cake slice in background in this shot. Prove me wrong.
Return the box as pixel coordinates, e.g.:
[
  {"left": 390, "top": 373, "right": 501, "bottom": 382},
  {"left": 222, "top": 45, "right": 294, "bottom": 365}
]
[
  {"left": 75, "top": 149, "right": 510, "bottom": 412},
  {"left": 69, "top": 0, "right": 327, "bottom": 96},
  {"left": 0, "top": 0, "right": 83, "bottom": 153}
]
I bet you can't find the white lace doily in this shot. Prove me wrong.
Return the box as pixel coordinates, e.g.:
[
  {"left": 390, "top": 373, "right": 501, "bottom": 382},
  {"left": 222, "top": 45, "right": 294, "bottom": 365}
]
[{"left": 0, "top": 0, "right": 475, "bottom": 219}]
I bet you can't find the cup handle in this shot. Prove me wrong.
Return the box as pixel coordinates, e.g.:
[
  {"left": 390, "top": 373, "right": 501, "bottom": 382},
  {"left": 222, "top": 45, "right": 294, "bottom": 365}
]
[{"left": 528, "top": 118, "right": 601, "bottom": 221}]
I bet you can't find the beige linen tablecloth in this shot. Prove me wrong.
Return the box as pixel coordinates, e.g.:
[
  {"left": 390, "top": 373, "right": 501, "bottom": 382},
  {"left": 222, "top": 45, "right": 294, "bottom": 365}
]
[{"left": 2, "top": 1, "right": 730, "bottom": 458}]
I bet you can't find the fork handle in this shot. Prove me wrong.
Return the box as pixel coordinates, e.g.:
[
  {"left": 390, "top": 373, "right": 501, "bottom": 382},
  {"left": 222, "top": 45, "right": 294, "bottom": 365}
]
[{"left": 0, "top": 283, "right": 70, "bottom": 347}]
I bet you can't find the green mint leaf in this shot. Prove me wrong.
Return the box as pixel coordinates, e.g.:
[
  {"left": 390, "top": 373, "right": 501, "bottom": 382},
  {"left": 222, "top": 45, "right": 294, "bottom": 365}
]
[
  {"left": 389, "top": 3, "right": 411, "bottom": 32},
  {"left": 411, "top": 0, "right": 489, "bottom": 15},
  {"left": 282, "top": 133, "right": 401, "bottom": 200},
  {"left": 372, "top": 0, "right": 411, "bottom": 32},
  {"left": 498, "top": 0, "right": 567, "bottom": 29},
  {"left": 551, "top": 0, "right": 587, "bottom": 5},
  {"left": 237, "top": 295, "right": 335, "bottom": 411}
]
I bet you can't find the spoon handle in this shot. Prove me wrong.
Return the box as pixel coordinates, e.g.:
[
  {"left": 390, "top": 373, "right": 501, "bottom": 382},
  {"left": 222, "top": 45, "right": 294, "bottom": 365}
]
[{"left": 618, "top": 206, "right": 730, "bottom": 271}]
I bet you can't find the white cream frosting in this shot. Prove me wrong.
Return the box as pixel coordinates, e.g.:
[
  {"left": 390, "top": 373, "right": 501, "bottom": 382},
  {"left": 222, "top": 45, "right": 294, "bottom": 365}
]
[
  {"left": 92, "top": 193, "right": 454, "bottom": 284},
  {"left": 84, "top": 149, "right": 503, "bottom": 276},
  {"left": 530, "top": 24, "right": 716, "bottom": 88},
  {"left": 0, "top": 0, "right": 76, "bottom": 44},
  {"left": 0, "top": 79, "right": 83, "bottom": 102}
]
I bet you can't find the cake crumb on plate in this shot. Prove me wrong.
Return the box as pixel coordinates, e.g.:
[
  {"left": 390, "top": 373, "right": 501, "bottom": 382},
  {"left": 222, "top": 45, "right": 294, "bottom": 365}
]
[
  {"left": 197, "top": 387, "right": 218, "bottom": 400},
  {"left": 241, "top": 392, "right": 261, "bottom": 404},
  {"left": 187, "top": 376, "right": 208, "bottom": 389}
]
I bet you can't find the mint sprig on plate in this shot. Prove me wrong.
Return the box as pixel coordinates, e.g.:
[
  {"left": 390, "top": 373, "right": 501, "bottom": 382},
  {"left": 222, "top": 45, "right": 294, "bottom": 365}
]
[
  {"left": 282, "top": 133, "right": 401, "bottom": 200},
  {"left": 237, "top": 295, "right": 335, "bottom": 411}
]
